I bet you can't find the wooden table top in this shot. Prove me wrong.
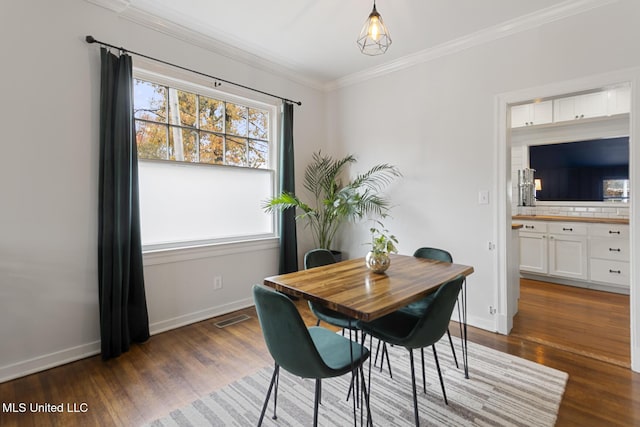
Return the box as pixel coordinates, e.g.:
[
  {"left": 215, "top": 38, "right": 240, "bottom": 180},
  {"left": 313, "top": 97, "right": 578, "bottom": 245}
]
[{"left": 263, "top": 254, "right": 474, "bottom": 322}]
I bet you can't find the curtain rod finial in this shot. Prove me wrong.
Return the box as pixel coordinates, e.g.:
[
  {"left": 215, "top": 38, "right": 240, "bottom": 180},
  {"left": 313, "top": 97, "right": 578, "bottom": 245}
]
[{"left": 86, "top": 35, "right": 96, "bottom": 44}]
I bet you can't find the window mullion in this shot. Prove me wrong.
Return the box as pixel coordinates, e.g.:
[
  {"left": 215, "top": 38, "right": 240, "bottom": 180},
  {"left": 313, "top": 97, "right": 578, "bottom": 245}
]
[
  {"left": 164, "top": 84, "right": 170, "bottom": 160},
  {"left": 223, "top": 101, "right": 227, "bottom": 165},
  {"left": 245, "top": 106, "right": 250, "bottom": 166},
  {"left": 195, "top": 95, "right": 200, "bottom": 163}
]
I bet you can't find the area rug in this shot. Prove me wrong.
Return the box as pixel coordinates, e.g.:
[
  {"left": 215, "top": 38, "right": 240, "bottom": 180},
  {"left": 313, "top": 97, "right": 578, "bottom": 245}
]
[{"left": 145, "top": 338, "right": 568, "bottom": 426}]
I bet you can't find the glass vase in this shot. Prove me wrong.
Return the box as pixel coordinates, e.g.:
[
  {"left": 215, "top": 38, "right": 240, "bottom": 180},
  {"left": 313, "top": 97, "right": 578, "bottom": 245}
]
[{"left": 365, "top": 251, "right": 390, "bottom": 273}]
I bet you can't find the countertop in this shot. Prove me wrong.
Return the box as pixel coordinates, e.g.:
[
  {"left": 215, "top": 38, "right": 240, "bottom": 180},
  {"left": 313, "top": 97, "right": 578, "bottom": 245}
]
[
  {"left": 512, "top": 215, "right": 629, "bottom": 225},
  {"left": 512, "top": 223, "right": 524, "bottom": 229}
]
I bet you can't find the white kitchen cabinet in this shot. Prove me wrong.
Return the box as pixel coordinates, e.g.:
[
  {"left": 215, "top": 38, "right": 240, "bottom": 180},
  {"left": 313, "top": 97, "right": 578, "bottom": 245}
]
[
  {"left": 548, "top": 225, "right": 588, "bottom": 280},
  {"left": 519, "top": 221, "right": 548, "bottom": 274},
  {"left": 590, "top": 238, "right": 629, "bottom": 261},
  {"left": 606, "top": 86, "right": 631, "bottom": 116},
  {"left": 518, "top": 220, "right": 628, "bottom": 291},
  {"left": 553, "top": 91, "right": 608, "bottom": 123},
  {"left": 590, "top": 259, "right": 629, "bottom": 287},
  {"left": 511, "top": 100, "right": 553, "bottom": 128},
  {"left": 589, "top": 224, "right": 629, "bottom": 289},
  {"left": 514, "top": 87, "right": 630, "bottom": 129}
]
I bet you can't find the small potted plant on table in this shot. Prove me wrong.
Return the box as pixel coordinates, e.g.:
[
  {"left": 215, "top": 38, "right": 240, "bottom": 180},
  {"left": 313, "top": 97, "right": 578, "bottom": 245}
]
[{"left": 366, "top": 221, "right": 398, "bottom": 273}]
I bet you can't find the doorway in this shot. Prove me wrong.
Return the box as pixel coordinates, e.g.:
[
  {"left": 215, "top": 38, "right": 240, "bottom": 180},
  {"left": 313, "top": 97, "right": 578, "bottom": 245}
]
[{"left": 494, "top": 69, "right": 639, "bottom": 371}]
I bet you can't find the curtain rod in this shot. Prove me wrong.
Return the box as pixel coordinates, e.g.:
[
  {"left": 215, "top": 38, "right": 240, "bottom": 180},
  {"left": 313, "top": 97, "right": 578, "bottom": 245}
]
[{"left": 85, "top": 35, "right": 302, "bottom": 106}]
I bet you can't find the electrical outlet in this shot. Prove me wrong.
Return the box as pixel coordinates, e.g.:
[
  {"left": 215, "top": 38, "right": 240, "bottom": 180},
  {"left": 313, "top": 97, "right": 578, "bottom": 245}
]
[{"left": 214, "top": 276, "right": 223, "bottom": 290}]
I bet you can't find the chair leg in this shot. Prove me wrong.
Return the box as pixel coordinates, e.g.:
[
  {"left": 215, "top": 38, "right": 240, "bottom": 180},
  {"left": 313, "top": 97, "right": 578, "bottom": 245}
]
[
  {"left": 346, "top": 371, "right": 355, "bottom": 402},
  {"left": 368, "top": 335, "right": 373, "bottom": 398},
  {"left": 421, "top": 347, "right": 426, "bottom": 393},
  {"left": 447, "top": 328, "right": 459, "bottom": 369},
  {"left": 374, "top": 339, "right": 382, "bottom": 367},
  {"left": 273, "top": 364, "right": 279, "bottom": 419},
  {"left": 383, "top": 343, "right": 393, "bottom": 378},
  {"left": 258, "top": 364, "right": 279, "bottom": 426},
  {"left": 409, "top": 350, "right": 420, "bottom": 427},
  {"left": 359, "top": 365, "right": 374, "bottom": 427},
  {"left": 313, "top": 379, "right": 321, "bottom": 427},
  {"left": 432, "top": 345, "right": 448, "bottom": 405},
  {"left": 374, "top": 339, "right": 394, "bottom": 376},
  {"left": 345, "top": 330, "right": 361, "bottom": 407}
]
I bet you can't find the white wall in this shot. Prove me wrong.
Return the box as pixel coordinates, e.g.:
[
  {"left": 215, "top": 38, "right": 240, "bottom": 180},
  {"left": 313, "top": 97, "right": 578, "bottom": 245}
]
[
  {"left": 327, "top": 0, "right": 640, "bottom": 331},
  {"left": 0, "top": 0, "right": 326, "bottom": 382}
]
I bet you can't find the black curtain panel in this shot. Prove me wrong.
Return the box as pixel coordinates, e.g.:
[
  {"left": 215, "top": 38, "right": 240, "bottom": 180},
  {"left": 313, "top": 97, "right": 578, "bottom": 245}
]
[
  {"left": 98, "top": 47, "right": 150, "bottom": 360},
  {"left": 279, "top": 103, "right": 299, "bottom": 274}
]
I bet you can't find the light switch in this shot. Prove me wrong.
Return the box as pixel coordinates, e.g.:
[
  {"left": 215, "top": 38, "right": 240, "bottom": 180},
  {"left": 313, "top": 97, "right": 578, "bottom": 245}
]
[{"left": 478, "top": 190, "right": 490, "bottom": 205}]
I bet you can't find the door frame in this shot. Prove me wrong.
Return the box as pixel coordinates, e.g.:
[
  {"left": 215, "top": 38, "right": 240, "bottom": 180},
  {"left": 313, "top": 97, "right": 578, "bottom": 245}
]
[{"left": 494, "top": 67, "right": 640, "bottom": 372}]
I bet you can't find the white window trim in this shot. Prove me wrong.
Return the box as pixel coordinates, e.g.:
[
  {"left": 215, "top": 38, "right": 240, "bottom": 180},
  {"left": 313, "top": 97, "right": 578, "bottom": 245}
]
[
  {"left": 142, "top": 237, "right": 279, "bottom": 266},
  {"left": 132, "top": 59, "right": 281, "bottom": 257}
]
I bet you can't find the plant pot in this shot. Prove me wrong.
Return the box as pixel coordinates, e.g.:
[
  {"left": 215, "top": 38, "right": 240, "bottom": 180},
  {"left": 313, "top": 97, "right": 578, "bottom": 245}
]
[{"left": 365, "top": 251, "right": 390, "bottom": 274}]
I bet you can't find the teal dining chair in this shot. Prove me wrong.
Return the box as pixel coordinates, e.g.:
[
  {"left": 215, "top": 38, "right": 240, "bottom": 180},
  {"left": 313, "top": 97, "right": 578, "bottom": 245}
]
[
  {"left": 401, "top": 248, "right": 460, "bottom": 370},
  {"left": 304, "top": 249, "right": 376, "bottom": 401},
  {"left": 304, "top": 249, "right": 359, "bottom": 332},
  {"left": 252, "top": 284, "right": 372, "bottom": 426},
  {"left": 357, "top": 275, "right": 465, "bottom": 427},
  {"left": 374, "top": 247, "right": 459, "bottom": 385}
]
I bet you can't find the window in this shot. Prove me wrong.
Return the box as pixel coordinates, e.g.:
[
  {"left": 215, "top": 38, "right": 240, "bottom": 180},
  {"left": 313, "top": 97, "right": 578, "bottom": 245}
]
[
  {"left": 133, "top": 70, "right": 277, "bottom": 251},
  {"left": 603, "top": 179, "right": 630, "bottom": 201},
  {"left": 134, "top": 79, "right": 270, "bottom": 168}
]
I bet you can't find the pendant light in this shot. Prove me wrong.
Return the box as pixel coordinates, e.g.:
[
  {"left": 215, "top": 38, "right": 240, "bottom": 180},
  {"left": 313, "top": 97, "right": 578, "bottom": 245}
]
[{"left": 357, "top": 0, "right": 392, "bottom": 56}]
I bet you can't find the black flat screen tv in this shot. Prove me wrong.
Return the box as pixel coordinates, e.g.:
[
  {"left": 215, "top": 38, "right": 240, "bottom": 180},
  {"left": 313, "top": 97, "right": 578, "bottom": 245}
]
[{"left": 529, "top": 137, "right": 629, "bottom": 202}]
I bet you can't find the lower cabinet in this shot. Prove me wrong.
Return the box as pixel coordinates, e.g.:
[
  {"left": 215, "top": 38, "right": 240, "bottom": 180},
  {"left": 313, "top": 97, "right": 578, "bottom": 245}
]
[
  {"left": 588, "top": 224, "right": 630, "bottom": 289},
  {"left": 518, "top": 220, "right": 629, "bottom": 291},
  {"left": 519, "top": 231, "right": 547, "bottom": 274},
  {"left": 590, "top": 259, "right": 630, "bottom": 287},
  {"left": 519, "top": 221, "right": 548, "bottom": 274},
  {"left": 548, "top": 223, "right": 588, "bottom": 280}
]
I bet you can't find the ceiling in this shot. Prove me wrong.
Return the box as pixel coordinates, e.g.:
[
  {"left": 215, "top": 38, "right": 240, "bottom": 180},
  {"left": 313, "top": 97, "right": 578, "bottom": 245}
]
[{"left": 98, "top": 0, "right": 611, "bottom": 87}]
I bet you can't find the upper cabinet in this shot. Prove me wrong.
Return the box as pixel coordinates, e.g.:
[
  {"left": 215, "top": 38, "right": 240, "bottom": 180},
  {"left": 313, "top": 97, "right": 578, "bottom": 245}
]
[
  {"left": 606, "top": 85, "right": 631, "bottom": 116},
  {"left": 510, "top": 86, "right": 630, "bottom": 128},
  {"left": 511, "top": 100, "right": 553, "bottom": 128},
  {"left": 553, "top": 91, "right": 608, "bottom": 122}
]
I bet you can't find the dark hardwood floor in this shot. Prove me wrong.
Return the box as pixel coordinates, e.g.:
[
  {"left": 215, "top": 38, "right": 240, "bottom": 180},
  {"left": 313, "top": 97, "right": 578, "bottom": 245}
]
[
  {"left": 1, "top": 280, "right": 639, "bottom": 426},
  {"left": 511, "top": 278, "right": 630, "bottom": 368}
]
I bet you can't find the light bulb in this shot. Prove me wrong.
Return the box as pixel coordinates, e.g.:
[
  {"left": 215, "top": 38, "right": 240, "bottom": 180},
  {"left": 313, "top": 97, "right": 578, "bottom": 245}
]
[{"left": 369, "top": 17, "right": 381, "bottom": 41}]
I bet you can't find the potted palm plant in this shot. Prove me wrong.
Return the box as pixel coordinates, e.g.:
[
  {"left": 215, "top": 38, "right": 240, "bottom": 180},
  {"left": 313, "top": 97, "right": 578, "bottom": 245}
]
[{"left": 263, "top": 151, "right": 401, "bottom": 256}]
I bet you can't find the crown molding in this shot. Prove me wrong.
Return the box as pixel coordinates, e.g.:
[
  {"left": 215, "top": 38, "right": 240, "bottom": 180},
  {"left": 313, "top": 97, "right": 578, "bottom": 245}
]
[
  {"left": 84, "top": 0, "right": 326, "bottom": 92},
  {"left": 326, "top": 0, "right": 621, "bottom": 91},
  {"left": 84, "top": 0, "right": 131, "bottom": 13}
]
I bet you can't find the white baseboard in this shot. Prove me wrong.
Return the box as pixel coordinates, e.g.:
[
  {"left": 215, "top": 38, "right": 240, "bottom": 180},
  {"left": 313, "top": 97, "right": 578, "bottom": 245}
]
[
  {"left": 0, "top": 298, "right": 256, "bottom": 384},
  {"left": 467, "top": 314, "right": 497, "bottom": 333},
  {"left": 149, "top": 297, "right": 255, "bottom": 335},
  {"left": 632, "top": 345, "right": 640, "bottom": 373},
  {"left": 494, "top": 313, "right": 512, "bottom": 335},
  {"left": 520, "top": 272, "right": 630, "bottom": 295},
  {"left": 0, "top": 341, "right": 101, "bottom": 384}
]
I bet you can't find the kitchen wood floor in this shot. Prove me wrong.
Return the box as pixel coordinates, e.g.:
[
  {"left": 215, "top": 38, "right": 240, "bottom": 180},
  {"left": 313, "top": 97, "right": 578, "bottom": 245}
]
[
  {"left": 511, "top": 278, "right": 630, "bottom": 368},
  {"left": 1, "top": 280, "right": 639, "bottom": 426}
]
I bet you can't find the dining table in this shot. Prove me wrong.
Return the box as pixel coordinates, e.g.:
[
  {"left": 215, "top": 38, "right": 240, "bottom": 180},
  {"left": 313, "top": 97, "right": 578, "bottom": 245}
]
[{"left": 263, "top": 253, "right": 475, "bottom": 378}]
